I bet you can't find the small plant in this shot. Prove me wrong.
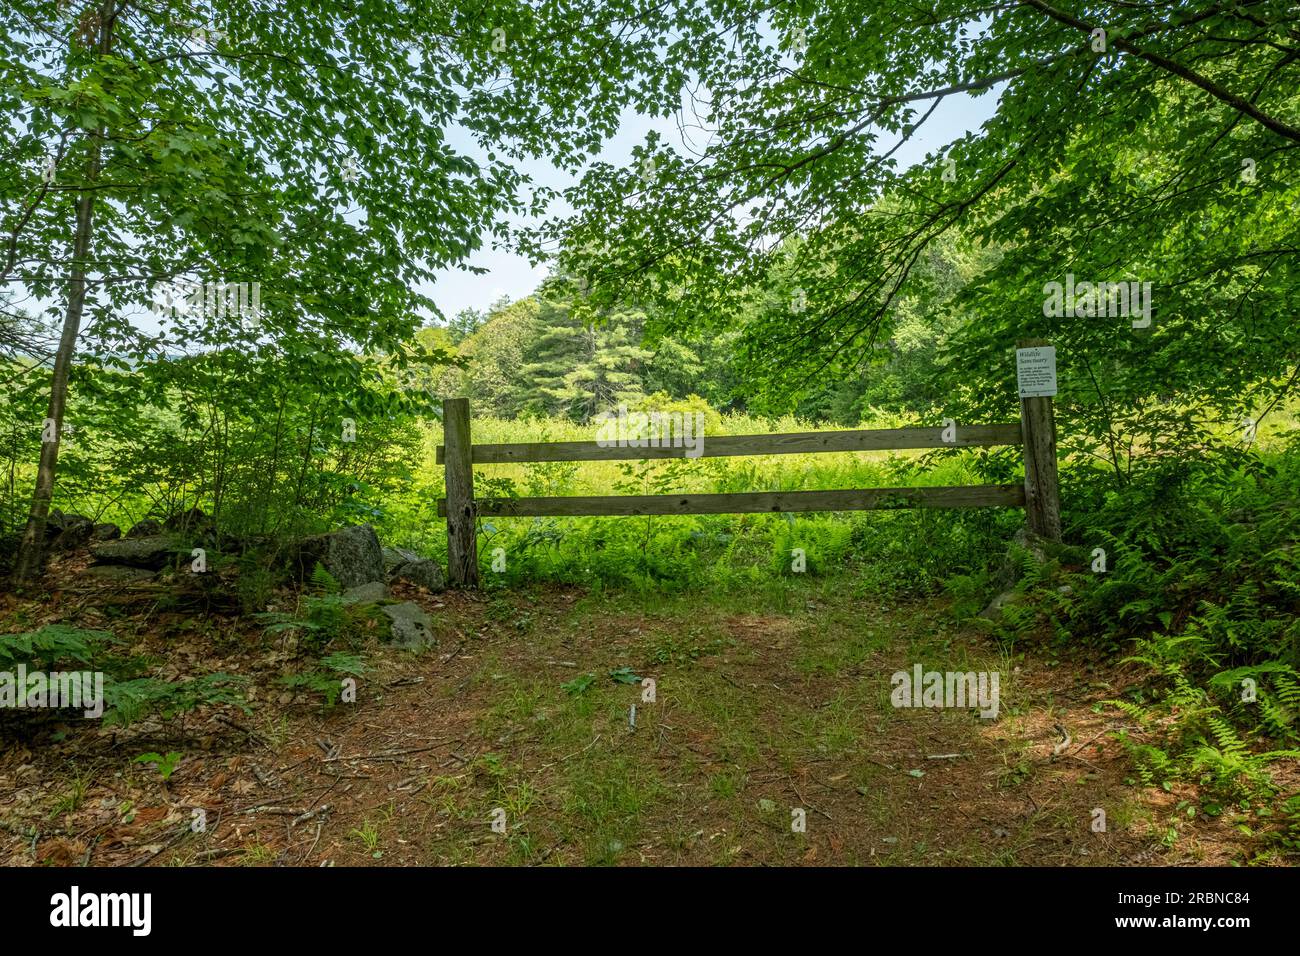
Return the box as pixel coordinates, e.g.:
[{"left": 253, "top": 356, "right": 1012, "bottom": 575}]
[
  {"left": 651, "top": 632, "right": 727, "bottom": 665},
  {"left": 135, "top": 751, "right": 182, "bottom": 781},
  {"left": 562, "top": 673, "right": 596, "bottom": 696},
  {"left": 281, "top": 653, "right": 367, "bottom": 707},
  {"left": 0, "top": 624, "right": 114, "bottom": 668},
  {"left": 104, "top": 673, "right": 249, "bottom": 727},
  {"left": 257, "top": 596, "right": 345, "bottom": 643},
  {"left": 50, "top": 777, "right": 88, "bottom": 818},
  {"left": 239, "top": 844, "right": 277, "bottom": 866},
  {"left": 474, "top": 752, "right": 509, "bottom": 781},
  {"left": 310, "top": 563, "right": 342, "bottom": 595},
  {"left": 0, "top": 624, "right": 249, "bottom": 729},
  {"left": 350, "top": 819, "right": 382, "bottom": 858},
  {"left": 235, "top": 556, "right": 277, "bottom": 614}
]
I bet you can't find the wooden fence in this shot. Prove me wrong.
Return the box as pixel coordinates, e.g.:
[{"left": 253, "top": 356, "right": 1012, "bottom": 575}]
[{"left": 437, "top": 343, "right": 1061, "bottom": 587}]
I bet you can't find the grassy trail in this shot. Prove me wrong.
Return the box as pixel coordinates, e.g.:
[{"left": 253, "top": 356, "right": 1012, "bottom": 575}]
[
  {"left": 7, "top": 578, "right": 1263, "bottom": 867},
  {"left": 314, "top": 584, "right": 1167, "bottom": 866}
]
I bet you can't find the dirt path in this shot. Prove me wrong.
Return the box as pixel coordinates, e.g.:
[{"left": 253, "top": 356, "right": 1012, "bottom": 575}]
[{"left": 0, "top": 583, "right": 1274, "bottom": 865}]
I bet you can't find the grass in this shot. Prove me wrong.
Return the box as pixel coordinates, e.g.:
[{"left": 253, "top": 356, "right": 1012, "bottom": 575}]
[
  {"left": 350, "top": 819, "right": 383, "bottom": 856},
  {"left": 372, "top": 411, "right": 1029, "bottom": 593},
  {"left": 298, "top": 580, "right": 1233, "bottom": 866},
  {"left": 49, "top": 777, "right": 89, "bottom": 820},
  {"left": 4, "top": 572, "right": 1291, "bottom": 866},
  {"left": 8, "top": 412, "right": 1297, "bottom": 866}
]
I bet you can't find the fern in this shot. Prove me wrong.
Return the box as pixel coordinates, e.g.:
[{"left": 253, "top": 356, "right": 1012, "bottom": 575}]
[
  {"left": 0, "top": 625, "right": 115, "bottom": 668},
  {"left": 1276, "top": 672, "right": 1300, "bottom": 708},
  {"left": 310, "top": 562, "right": 341, "bottom": 595},
  {"left": 255, "top": 593, "right": 349, "bottom": 648},
  {"left": 1, "top": 623, "right": 251, "bottom": 731},
  {"left": 282, "top": 653, "right": 367, "bottom": 707},
  {"left": 1107, "top": 698, "right": 1155, "bottom": 725},
  {"left": 1204, "top": 713, "right": 1250, "bottom": 762},
  {"left": 103, "top": 673, "right": 250, "bottom": 727},
  {"left": 1258, "top": 693, "right": 1294, "bottom": 738},
  {"left": 320, "top": 651, "right": 367, "bottom": 676},
  {"left": 1113, "top": 729, "right": 1176, "bottom": 789}
]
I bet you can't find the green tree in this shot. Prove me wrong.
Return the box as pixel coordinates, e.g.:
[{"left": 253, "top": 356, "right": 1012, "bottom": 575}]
[
  {"left": 0, "top": 0, "right": 666, "bottom": 579},
  {"left": 535, "top": 0, "right": 1299, "bottom": 461},
  {"left": 444, "top": 308, "right": 487, "bottom": 346},
  {"left": 438, "top": 297, "right": 539, "bottom": 417},
  {"left": 517, "top": 294, "right": 650, "bottom": 421}
]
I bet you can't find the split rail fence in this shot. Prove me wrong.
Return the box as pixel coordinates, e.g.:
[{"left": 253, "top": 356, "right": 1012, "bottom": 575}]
[{"left": 437, "top": 341, "right": 1061, "bottom": 586}]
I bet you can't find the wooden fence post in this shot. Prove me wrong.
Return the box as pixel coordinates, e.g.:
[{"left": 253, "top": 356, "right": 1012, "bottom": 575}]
[
  {"left": 443, "top": 397, "right": 479, "bottom": 587},
  {"left": 1017, "top": 338, "right": 1062, "bottom": 542}
]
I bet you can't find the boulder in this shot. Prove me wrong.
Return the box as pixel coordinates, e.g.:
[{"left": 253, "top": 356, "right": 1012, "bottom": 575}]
[
  {"left": 90, "top": 535, "right": 182, "bottom": 570},
  {"left": 994, "top": 527, "right": 1065, "bottom": 590},
  {"left": 164, "top": 507, "right": 213, "bottom": 536},
  {"left": 43, "top": 508, "right": 64, "bottom": 535},
  {"left": 46, "top": 512, "right": 94, "bottom": 552},
  {"left": 379, "top": 601, "right": 436, "bottom": 650},
  {"left": 91, "top": 523, "right": 121, "bottom": 541},
  {"left": 125, "top": 518, "right": 163, "bottom": 539},
  {"left": 979, "top": 589, "right": 1026, "bottom": 622},
  {"left": 44, "top": 509, "right": 82, "bottom": 534},
  {"left": 390, "top": 558, "right": 445, "bottom": 593},
  {"left": 83, "top": 565, "right": 157, "bottom": 583},
  {"left": 1011, "top": 527, "right": 1049, "bottom": 563},
  {"left": 382, "top": 546, "right": 421, "bottom": 571},
  {"left": 293, "top": 524, "right": 385, "bottom": 589},
  {"left": 341, "top": 581, "right": 388, "bottom": 605}
]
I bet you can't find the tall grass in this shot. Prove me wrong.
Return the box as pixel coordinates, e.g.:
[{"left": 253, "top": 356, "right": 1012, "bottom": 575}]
[{"left": 377, "top": 411, "right": 1024, "bottom": 595}]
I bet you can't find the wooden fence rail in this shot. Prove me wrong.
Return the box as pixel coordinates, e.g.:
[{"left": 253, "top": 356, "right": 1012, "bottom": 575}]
[
  {"left": 438, "top": 340, "right": 1061, "bottom": 586},
  {"left": 436, "top": 423, "right": 1022, "bottom": 464}
]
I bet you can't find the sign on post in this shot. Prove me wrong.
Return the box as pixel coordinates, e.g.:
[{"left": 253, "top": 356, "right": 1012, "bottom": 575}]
[
  {"left": 1016, "top": 345, "right": 1057, "bottom": 399},
  {"left": 1016, "top": 340, "right": 1062, "bottom": 541}
]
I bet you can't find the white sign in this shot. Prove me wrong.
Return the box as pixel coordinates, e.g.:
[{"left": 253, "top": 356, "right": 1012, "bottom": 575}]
[{"left": 1016, "top": 346, "right": 1057, "bottom": 398}]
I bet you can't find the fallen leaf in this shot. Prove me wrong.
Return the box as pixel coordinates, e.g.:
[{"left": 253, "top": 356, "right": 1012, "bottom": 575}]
[{"left": 36, "top": 838, "right": 87, "bottom": 865}]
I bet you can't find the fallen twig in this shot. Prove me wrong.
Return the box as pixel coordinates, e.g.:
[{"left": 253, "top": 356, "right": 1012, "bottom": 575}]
[{"left": 292, "top": 804, "right": 331, "bottom": 826}]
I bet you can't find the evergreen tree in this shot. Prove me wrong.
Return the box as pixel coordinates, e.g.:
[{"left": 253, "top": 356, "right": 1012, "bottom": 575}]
[{"left": 517, "top": 297, "right": 650, "bottom": 422}]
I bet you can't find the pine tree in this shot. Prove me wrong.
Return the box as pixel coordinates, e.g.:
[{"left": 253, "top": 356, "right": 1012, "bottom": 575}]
[{"left": 517, "top": 298, "right": 650, "bottom": 421}]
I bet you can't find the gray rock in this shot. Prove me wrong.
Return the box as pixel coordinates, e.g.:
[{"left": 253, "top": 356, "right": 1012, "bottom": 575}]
[
  {"left": 46, "top": 512, "right": 93, "bottom": 552},
  {"left": 379, "top": 601, "right": 436, "bottom": 650},
  {"left": 1011, "top": 527, "right": 1049, "bottom": 563},
  {"left": 382, "top": 546, "right": 421, "bottom": 570},
  {"left": 979, "top": 589, "right": 1025, "bottom": 621},
  {"left": 125, "top": 518, "right": 163, "bottom": 538},
  {"left": 45, "top": 509, "right": 89, "bottom": 534},
  {"left": 1009, "top": 527, "right": 1087, "bottom": 566},
  {"left": 91, "top": 523, "right": 121, "bottom": 541},
  {"left": 43, "top": 508, "right": 66, "bottom": 535},
  {"left": 293, "top": 524, "right": 385, "bottom": 589},
  {"left": 164, "top": 507, "right": 212, "bottom": 536},
  {"left": 341, "top": 581, "right": 388, "bottom": 605},
  {"left": 390, "top": 558, "right": 445, "bottom": 593},
  {"left": 994, "top": 527, "right": 1058, "bottom": 590},
  {"left": 90, "top": 535, "right": 182, "bottom": 570},
  {"left": 83, "top": 564, "right": 157, "bottom": 583}
]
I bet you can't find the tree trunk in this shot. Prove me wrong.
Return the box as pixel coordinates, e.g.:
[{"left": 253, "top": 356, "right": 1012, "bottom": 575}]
[{"left": 12, "top": 3, "right": 112, "bottom": 582}]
